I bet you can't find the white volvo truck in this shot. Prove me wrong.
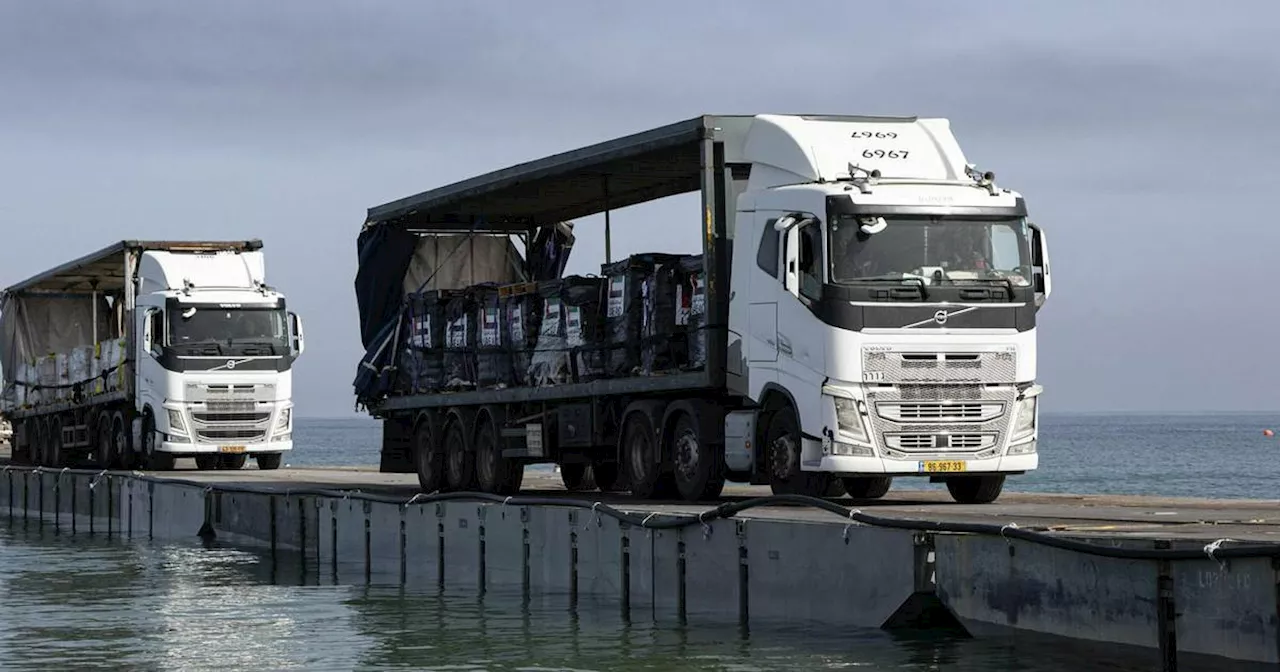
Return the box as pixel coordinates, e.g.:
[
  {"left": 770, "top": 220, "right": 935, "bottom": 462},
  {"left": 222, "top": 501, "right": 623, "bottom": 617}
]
[
  {"left": 357, "top": 113, "right": 1050, "bottom": 504},
  {"left": 0, "top": 240, "right": 304, "bottom": 471}
]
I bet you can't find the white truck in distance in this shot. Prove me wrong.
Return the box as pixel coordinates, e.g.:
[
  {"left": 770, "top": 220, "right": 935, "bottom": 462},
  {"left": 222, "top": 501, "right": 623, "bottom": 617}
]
[
  {"left": 0, "top": 240, "right": 304, "bottom": 471},
  {"left": 360, "top": 113, "right": 1051, "bottom": 504}
]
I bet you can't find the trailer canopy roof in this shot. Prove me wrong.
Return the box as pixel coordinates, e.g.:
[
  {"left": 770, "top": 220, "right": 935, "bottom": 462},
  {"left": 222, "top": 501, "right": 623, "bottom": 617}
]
[
  {"left": 366, "top": 115, "right": 755, "bottom": 233},
  {"left": 4, "top": 239, "right": 264, "bottom": 294}
]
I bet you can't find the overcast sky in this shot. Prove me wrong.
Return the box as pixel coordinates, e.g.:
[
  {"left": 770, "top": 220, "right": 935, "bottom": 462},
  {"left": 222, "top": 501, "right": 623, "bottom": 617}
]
[{"left": 1, "top": 1, "right": 1276, "bottom": 416}]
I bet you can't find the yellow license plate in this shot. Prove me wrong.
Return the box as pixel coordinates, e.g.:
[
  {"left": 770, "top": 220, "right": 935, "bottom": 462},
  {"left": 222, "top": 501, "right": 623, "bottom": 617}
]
[
  {"left": 219, "top": 445, "right": 247, "bottom": 454},
  {"left": 919, "top": 460, "right": 967, "bottom": 473}
]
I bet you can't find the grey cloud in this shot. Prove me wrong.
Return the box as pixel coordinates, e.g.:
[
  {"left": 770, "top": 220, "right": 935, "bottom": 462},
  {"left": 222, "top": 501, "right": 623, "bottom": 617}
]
[{"left": 1, "top": 2, "right": 1277, "bottom": 414}]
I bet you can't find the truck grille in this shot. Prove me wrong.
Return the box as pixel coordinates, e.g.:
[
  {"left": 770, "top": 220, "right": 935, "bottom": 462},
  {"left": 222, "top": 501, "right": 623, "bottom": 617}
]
[
  {"left": 876, "top": 401, "right": 1004, "bottom": 423},
  {"left": 863, "top": 348, "right": 1017, "bottom": 384},
  {"left": 191, "top": 409, "right": 271, "bottom": 444},
  {"left": 866, "top": 385, "right": 1016, "bottom": 457}
]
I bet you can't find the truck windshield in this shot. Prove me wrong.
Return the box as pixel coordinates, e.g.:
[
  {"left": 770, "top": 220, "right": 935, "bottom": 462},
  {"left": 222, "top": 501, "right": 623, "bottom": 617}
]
[
  {"left": 829, "top": 215, "right": 1032, "bottom": 286},
  {"left": 167, "top": 306, "right": 288, "bottom": 348}
]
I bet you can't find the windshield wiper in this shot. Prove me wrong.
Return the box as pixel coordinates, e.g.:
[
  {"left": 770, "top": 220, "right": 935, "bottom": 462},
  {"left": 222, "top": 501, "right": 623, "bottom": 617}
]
[
  {"left": 846, "top": 274, "right": 929, "bottom": 300},
  {"left": 957, "top": 277, "right": 1016, "bottom": 300}
]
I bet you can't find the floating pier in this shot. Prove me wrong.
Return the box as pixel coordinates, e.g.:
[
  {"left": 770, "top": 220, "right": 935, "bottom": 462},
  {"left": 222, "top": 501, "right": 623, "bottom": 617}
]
[{"left": 1, "top": 464, "right": 1277, "bottom": 671}]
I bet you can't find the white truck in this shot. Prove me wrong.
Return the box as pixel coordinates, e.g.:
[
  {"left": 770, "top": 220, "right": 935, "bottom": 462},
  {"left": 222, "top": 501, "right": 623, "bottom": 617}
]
[
  {"left": 356, "top": 113, "right": 1050, "bottom": 504},
  {"left": 0, "top": 240, "right": 304, "bottom": 471}
]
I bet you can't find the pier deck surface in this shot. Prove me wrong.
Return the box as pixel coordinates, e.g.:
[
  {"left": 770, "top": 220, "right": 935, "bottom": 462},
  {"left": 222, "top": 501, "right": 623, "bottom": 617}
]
[{"left": 143, "top": 465, "right": 1280, "bottom": 544}]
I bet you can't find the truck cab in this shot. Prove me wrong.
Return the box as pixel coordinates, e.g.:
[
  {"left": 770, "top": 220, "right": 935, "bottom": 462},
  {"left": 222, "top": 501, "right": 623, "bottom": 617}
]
[
  {"left": 725, "top": 115, "right": 1051, "bottom": 503},
  {"left": 134, "top": 249, "right": 304, "bottom": 470}
]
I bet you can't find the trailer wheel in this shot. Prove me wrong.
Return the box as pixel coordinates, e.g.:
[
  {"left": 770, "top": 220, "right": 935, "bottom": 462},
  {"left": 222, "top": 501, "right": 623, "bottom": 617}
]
[
  {"left": 443, "top": 413, "right": 476, "bottom": 491},
  {"left": 219, "top": 454, "right": 248, "bottom": 470},
  {"left": 592, "top": 461, "right": 626, "bottom": 492},
  {"left": 95, "top": 413, "right": 115, "bottom": 468},
  {"left": 474, "top": 412, "right": 523, "bottom": 495},
  {"left": 47, "top": 414, "right": 65, "bottom": 468},
  {"left": 412, "top": 415, "right": 444, "bottom": 493},
  {"left": 670, "top": 411, "right": 725, "bottom": 502},
  {"left": 32, "top": 417, "right": 49, "bottom": 467},
  {"left": 764, "top": 404, "right": 831, "bottom": 497},
  {"left": 945, "top": 475, "right": 1005, "bottom": 504},
  {"left": 559, "top": 463, "right": 596, "bottom": 492},
  {"left": 842, "top": 476, "right": 892, "bottom": 500}
]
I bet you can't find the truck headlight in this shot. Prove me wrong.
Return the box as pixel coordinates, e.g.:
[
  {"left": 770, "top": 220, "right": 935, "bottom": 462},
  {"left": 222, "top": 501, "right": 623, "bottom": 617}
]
[
  {"left": 832, "top": 396, "right": 868, "bottom": 443},
  {"left": 167, "top": 408, "right": 187, "bottom": 436},
  {"left": 276, "top": 407, "right": 292, "bottom": 432},
  {"left": 1012, "top": 396, "right": 1037, "bottom": 438}
]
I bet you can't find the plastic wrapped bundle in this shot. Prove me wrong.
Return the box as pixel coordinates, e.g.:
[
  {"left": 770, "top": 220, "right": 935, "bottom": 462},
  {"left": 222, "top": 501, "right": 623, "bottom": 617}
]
[
  {"left": 401, "top": 290, "right": 454, "bottom": 394},
  {"left": 528, "top": 276, "right": 605, "bottom": 386},
  {"left": 677, "top": 254, "right": 707, "bottom": 370},
  {"left": 640, "top": 260, "right": 681, "bottom": 375},
  {"left": 502, "top": 283, "right": 541, "bottom": 387},
  {"left": 471, "top": 284, "right": 511, "bottom": 389},
  {"left": 601, "top": 253, "right": 681, "bottom": 378},
  {"left": 443, "top": 291, "right": 478, "bottom": 389}
]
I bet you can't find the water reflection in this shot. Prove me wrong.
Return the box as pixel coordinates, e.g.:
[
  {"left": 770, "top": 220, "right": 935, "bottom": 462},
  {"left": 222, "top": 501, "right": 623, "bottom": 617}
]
[{"left": 0, "top": 522, "right": 1218, "bottom": 671}]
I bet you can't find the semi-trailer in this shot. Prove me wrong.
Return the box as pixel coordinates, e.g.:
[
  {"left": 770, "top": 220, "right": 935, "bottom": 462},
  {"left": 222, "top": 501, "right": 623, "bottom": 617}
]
[
  {"left": 354, "top": 114, "right": 1051, "bottom": 503},
  {"left": 0, "top": 240, "right": 304, "bottom": 470}
]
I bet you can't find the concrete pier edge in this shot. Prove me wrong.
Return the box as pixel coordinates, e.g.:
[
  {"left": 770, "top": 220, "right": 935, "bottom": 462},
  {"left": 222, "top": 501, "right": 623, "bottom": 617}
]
[{"left": 1, "top": 465, "right": 1276, "bottom": 671}]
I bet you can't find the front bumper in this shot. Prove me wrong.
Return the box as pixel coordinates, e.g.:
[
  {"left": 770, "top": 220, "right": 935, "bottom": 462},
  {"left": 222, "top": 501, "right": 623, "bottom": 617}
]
[
  {"left": 814, "top": 448, "right": 1037, "bottom": 475},
  {"left": 159, "top": 438, "right": 293, "bottom": 455}
]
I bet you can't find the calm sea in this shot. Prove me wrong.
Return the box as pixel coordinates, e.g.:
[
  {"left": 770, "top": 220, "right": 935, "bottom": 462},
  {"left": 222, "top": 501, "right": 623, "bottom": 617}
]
[{"left": 0, "top": 413, "right": 1269, "bottom": 671}]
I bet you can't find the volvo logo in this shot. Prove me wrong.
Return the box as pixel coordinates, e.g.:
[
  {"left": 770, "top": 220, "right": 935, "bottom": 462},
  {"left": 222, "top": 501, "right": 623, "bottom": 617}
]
[{"left": 902, "top": 306, "right": 979, "bottom": 329}]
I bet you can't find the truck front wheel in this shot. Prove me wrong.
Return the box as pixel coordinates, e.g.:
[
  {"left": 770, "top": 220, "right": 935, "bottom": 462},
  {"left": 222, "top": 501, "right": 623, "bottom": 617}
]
[
  {"left": 765, "top": 405, "right": 832, "bottom": 498},
  {"left": 945, "top": 475, "right": 1005, "bottom": 504},
  {"left": 255, "top": 453, "right": 282, "bottom": 470},
  {"left": 142, "top": 412, "right": 175, "bottom": 471},
  {"left": 842, "top": 476, "right": 892, "bottom": 500}
]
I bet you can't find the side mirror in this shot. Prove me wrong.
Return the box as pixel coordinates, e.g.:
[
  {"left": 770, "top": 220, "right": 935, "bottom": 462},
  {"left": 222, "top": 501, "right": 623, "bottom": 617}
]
[
  {"left": 289, "top": 311, "right": 305, "bottom": 356},
  {"left": 1028, "top": 223, "right": 1051, "bottom": 306}
]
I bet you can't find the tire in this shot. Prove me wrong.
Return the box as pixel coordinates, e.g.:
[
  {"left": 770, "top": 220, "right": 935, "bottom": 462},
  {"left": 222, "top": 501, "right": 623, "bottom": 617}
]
[
  {"left": 412, "top": 416, "right": 444, "bottom": 493},
  {"left": 622, "top": 409, "right": 667, "bottom": 499},
  {"left": 593, "top": 461, "right": 626, "bottom": 492},
  {"left": 443, "top": 414, "right": 475, "bottom": 491},
  {"left": 255, "top": 453, "right": 283, "bottom": 470},
  {"left": 670, "top": 411, "right": 725, "bottom": 502},
  {"left": 142, "top": 413, "right": 175, "bottom": 471},
  {"left": 220, "top": 454, "right": 248, "bottom": 470},
  {"left": 33, "top": 418, "right": 49, "bottom": 467},
  {"left": 95, "top": 413, "right": 115, "bottom": 468},
  {"left": 842, "top": 476, "right": 892, "bottom": 499},
  {"left": 47, "top": 415, "right": 64, "bottom": 468},
  {"left": 559, "top": 463, "right": 596, "bottom": 491},
  {"left": 945, "top": 475, "right": 1006, "bottom": 504},
  {"left": 764, "top": 405, "right": 831, "bottom": 497},
  {"left": 474, "top": 413, "right": 523, "bottom": 495},
  {"left": 195, "top": 455, "right": 220, "bottom": 471},
  {"left": 111, "top": 411, "right": 134, "bottom": 470}
]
